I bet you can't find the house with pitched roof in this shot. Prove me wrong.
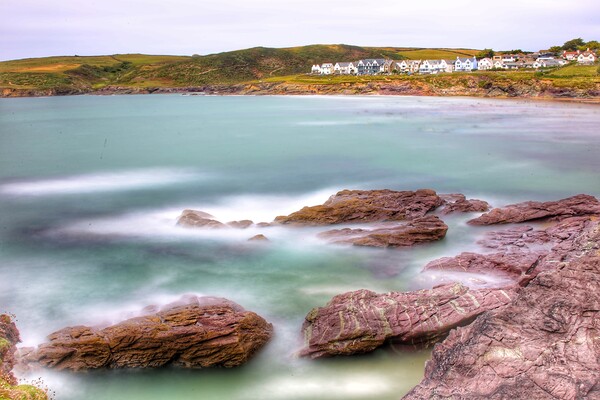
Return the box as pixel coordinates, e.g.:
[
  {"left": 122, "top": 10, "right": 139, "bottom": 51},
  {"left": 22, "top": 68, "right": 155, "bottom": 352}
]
[
  {"left": 478, "top": 58, "right": 494, "bottom": 70},
  {"left": 311, "top": 64, "right": 321, "bottom": 74},
  {"left": 577, "top": 49, "right": 597, "bottom": 64},
  {"left": 320, "top": 63, "right": 334, "bottom": 75},
  {"left": 334, "top": 62, "right": 357, "bottom": 74},
  {"left": 454, "top": 56, "right": 478, "bottom": 72}
]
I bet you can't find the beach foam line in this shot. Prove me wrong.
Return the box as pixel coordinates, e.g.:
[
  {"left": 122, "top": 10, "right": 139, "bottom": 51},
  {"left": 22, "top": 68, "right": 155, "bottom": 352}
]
[{"left": 0, "top": 168, "right": 208, "bottom": 196}]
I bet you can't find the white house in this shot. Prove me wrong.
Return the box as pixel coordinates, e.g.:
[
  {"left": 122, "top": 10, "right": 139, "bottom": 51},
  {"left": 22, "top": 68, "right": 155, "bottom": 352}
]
[
  {"left": 478, "top": 58, "right": 494, "bottom": 70},
  {"left": 577, "top": 50, "right": 597, "bottom": 64},
  {"left": 454, "top": 57, "right": 478, "bottom": 72},
  {"left": 393, "top": 60, "right": 409, "bottom": 73},
  {"left": 442, "top": 60, "right": 455, "bottom": 73},
  {"left": 407, "top": 60, "right": 422, "bottom": 74},
  {"left": 534, "top": 59, "right": 562, "bottom": 69},
  {"left": 320, "top": 63, "right": 334, "bottom": 75},
  {"left": 311, "top": 64, "right": 321, "bottom": 74},
  {"left": 493, "top": 60, "right": 505, "bottom": 69},
  {"left": 419, "top": 60, "right": 434, "bottom": 74},
  {"left": 334, "top": 62, "right": 357, "bottom": 74},
  {"left": 562, "top": 50, "right": 579, "bottom": 61}
]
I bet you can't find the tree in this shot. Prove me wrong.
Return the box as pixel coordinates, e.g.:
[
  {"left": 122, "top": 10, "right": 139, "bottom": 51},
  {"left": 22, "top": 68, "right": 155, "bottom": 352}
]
[
  {"left": 477, "top": 48, "right": 495, "bottom": 58},
  {"left": 586, "top": 41, "right": 600, "bottom": 51},
  {"left": 562, "top": 38, "right": 585, "bottom": 51},
  {"left": 548, "top": 46, "right": 562, "bottom": 55}
]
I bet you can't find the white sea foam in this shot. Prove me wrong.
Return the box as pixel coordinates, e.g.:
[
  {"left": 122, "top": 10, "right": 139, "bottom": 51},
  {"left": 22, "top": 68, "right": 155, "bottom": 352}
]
[
  {"left": 0, "top": 168, "right": 207, "bottom": 196},
  {"left": 50, "top": 188, "right": 338, "bottom": 244}
]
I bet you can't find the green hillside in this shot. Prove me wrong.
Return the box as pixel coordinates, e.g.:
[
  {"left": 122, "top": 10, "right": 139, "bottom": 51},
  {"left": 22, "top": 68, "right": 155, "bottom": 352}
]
[{"left": 0, "top": 44, "right": 479, "bottom": 91}]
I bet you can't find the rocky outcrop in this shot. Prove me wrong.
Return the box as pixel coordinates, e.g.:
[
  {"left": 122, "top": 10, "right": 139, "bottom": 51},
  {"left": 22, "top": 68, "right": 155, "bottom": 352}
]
[
  {"left": 274, "top": 189, "right": 443, "bottom": 226},
  {"left": 248, "top": 234, "right": 269, "bottom": 242},
  {"left": 0, "top": 314, "right": 47, "bottom": 400},
  {"left": 23, "top": 296, "right": 272, "bottom": 371},
  {"left": 227, "top": 220, "right": 254, "bottom": 229},
  {"left": 423, "top": 251, "right": 543, "bottom": 287},
  {"left": 468, "top": 194, "right": 600, "bottom": 225},
  {"left": 300, "top": 283, "right": 516, "bottom": 359},
  {"left": 177, "top": 209, "right": 226, "bottom": 228},
  {"left": 319, "top": 215, "right": 448, "bottom": 248},
  {"left": 404, "top": 217, "right": 600, "bottom": 399},
  {"left": 439, "top": 194, "right": 490, "bottom": 215}
]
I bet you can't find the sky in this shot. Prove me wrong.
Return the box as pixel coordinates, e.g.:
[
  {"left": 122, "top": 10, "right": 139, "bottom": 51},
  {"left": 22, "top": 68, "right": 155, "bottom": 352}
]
[{"left": 1, "top": 0, "right": 599, "bottom": 61}]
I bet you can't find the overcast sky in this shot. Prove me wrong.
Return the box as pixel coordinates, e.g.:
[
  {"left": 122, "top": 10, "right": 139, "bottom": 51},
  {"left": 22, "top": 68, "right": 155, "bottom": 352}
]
[{"left": 1, "top": 0, "right": 599, "bottom": 61}]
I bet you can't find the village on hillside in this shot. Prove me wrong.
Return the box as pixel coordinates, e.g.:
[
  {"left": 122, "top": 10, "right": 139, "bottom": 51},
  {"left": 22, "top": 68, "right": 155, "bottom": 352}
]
[{"left": 310, "top": 49, "right": 598, "bottom": 75}]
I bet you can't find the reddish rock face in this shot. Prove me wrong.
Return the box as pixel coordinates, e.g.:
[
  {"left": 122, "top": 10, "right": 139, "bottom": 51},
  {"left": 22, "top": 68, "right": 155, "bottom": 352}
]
[
  {"left": 274, "top": 189, "right": 443, "bottom": 225},
  {"left": 423, "top": 251, "right": 544, "bottom": 287},
  {"left": 404, "top": 218, "right": 600, "bottom": 399},
  {"left": 439, "top": 194, "right": 490, "bottom": 215},
  {"left": 24, "top": 296, "right": 273, "bottom": 371},
  {"left": 0, "top": 314, "right": 20, "bottom": 386},
  {"left": 468, "top": 194, "right": 600, "bottom": 225},
  {"left": 300, "top": 283, "right": 516, "bottom": 359},
  {"left": 319, "top": 215, "right": 448, "bottom": 248}
]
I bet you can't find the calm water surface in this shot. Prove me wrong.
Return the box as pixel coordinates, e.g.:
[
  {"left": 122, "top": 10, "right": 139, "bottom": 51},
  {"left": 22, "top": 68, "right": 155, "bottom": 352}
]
[{"left": 0, "top": 95, "right": 599, "bottom": 399}]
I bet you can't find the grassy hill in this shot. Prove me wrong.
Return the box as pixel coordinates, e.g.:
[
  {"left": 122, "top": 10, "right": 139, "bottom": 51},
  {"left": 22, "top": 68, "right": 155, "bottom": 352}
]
[{"left": 0, "top": 44, "right": 481, "bottom": 91}]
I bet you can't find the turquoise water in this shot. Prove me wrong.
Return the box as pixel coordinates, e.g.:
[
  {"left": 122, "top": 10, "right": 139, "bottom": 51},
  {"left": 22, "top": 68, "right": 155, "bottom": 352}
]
[{"left": 0, "top": 95, "right": 599, "bottom": 399}]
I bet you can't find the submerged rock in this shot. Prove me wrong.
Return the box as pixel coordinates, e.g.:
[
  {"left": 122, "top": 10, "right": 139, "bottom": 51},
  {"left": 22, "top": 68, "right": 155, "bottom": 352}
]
[
  {"left": 274, "top": 189, "right": 443, "bottom": 225},
  {"left": 404, "top": 218, "right": 600, "bottom": 399},
  {"left": 248, "top": 234, "right": 269, "bottom": 242},
  {"left": 439, "top": 194, "right": 490, "bottom": 215},
  {"left": 227, "top": 220, "right": 254, "bottom": 229},
  {"left": 177, "top": 209, "right": 226, "bottom": 229},
  {"left": 24, "top": 296, "right": 273, "bottom": 371},
  {"left": 300, "top": 283, "right": 515, "bottom": 359},
  {"left": 319, "top": 215, "right": 448, "bottom": 248},
  {"left": 468, "top": 194, "right": 600, "bottom": 225},
  {"left": 0, "top": 314, "right": 47, "bottom": 399}
]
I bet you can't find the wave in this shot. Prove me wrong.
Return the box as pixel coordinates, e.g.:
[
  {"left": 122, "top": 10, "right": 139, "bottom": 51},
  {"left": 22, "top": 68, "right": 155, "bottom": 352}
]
[{"left": 0, "top": 168, "right": 208, "bottom": 196}]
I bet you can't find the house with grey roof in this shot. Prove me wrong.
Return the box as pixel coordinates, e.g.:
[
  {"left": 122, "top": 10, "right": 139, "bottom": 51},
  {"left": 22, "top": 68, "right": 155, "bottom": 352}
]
[{"left": 454, "top": 56, "right": 478, "bottom": 72}]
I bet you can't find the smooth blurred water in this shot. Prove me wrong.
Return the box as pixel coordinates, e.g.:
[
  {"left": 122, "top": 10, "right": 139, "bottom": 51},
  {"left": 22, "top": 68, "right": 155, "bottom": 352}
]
[{"left": 0, "top": 95, "right": 599, "bottom": 399}]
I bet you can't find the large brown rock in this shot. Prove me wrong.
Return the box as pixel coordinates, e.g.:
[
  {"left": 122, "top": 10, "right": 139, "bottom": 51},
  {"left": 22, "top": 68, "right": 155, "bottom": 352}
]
[
  {"left": 177, "top": 209, "right": 226, "bottom": 228},
  {"left": 25, "top": 296, "right": 273, "bottom": 371},
  {"left": 299, "top": 283, "right": 516, "bottom": 359},
  {"left": 319, "top": 215, "right": 448, "bottom": 248},
  {"left": 274, "top": 189, "right": 443, "bottom": 225},
  {"left": 468, "top": 194, "right": 600, "bottom": 225},
  {"left": 439, "top": 194, "right": 490, "bottom": 215},
  {"left": 423, "top": 251, "right": 543, "bottom": 287},
  {"left": 404, "top": 217, "right": 600, "bottom": 399}
]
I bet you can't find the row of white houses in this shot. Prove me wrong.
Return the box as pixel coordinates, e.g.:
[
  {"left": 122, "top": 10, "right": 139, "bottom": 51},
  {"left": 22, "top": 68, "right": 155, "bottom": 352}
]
[{"left": 311, "top": 50, "right": 598, "bottom": 75}]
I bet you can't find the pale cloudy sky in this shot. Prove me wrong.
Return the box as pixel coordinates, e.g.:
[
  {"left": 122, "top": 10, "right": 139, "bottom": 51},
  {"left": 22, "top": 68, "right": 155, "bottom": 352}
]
[{"left": 1, "top": 0, "right": 599, "bottom": 61}]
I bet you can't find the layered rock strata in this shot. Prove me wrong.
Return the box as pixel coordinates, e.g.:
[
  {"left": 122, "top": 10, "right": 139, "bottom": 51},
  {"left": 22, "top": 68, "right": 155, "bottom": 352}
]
[
  {"left": 319, "top": 215, "right": 448, "bottom": 248},
  {"left": 468, "top": 194, "right": 600, "bottom": 225},
  {"left": 404, "top": 217, "right": 600, "bottom": 399},
  {"left": 300, "top": 283, "right": 516, "bottom": 359},
  {"left": 274, "top": 189, "right": 443, "bottom": 225},
  {"left": 23, "top": 296, "right": 272, "bottom": 371}
]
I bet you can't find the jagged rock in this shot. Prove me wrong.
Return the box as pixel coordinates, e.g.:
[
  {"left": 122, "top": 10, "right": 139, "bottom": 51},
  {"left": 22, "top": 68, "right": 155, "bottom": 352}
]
[
  {"left": 248, "top": 234, "right": 269, "bottom": 242},
  {"left": 0, "top": 315, "right": 47, "bottom": 399},
  {"left": 439, "top": 194, "right": 490, "bottom": 214},
  {"left": 299, "top": 283, "right": 516, "bottom": 359},
  {"left": 319, "top": 215, "right": 448, "bottom": 248},
  {"left": 24, "top": 296, "right": 272, "bottom": 371},
  {"left": 227, "top": 220, "right": 254, "bottom": 229},
  {"left": 423, "top": 251, "right": 543, "bottom": 286},
  {"left": 177, "top": 209, "right": 226, "bottom": 228},
  {"left": 404, "top": 218, "right": 600, "bottom": 399},
  {"left": 274, "top": 189, "right": 443, "bottom": 226},
  {"left": 468, "top": 194, "right": 600, "bottom": 225}
]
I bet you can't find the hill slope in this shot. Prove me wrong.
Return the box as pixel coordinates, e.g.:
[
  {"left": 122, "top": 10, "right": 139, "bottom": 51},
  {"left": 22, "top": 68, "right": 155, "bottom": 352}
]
[{"left": 0, "top": 44, "right": 479, "bottom": 92}]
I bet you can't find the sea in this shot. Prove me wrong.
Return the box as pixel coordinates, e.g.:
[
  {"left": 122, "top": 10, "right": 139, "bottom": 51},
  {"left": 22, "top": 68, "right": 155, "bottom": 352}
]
[{"left": 0, "top": 94, "right": 599, "bottom": 399}]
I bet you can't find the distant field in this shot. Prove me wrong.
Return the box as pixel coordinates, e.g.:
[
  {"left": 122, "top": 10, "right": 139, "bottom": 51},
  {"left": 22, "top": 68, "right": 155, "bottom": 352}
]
[
  {"left": 394, "top": 48, "right": 479, "bottom": 60},
  {"left": 546, "top": 64, "right": 598, "bottom": 77}
]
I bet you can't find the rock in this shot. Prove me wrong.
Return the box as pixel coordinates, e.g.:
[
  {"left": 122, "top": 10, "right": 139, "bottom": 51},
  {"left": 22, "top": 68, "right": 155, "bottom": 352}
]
[
  {"left": 227, "top": 220, "right": 254, "bottom": 229},
  {"left": 300, "top": 283, "right": 516, "bottom": 359},
  {"left": 256, "top": 222, "right": 271, "bottom": 228},
  {"left": 468, "top": 194, "right": 600, "bottom": 225},
  {"left": 274, "top": 189, "right": 443, "bottom": 226},
  {"left": 0, "top": 314, "right": 48, "bottom": 399},
  {"left": 177, "top": 209, "right": 226, "bottom": 229},
  {"left": 319, "top": 215, "right": 448, "bottom": 248},
  {"left": 24, "top": 296, "right": 273, "bottom": 371},
  {"left": 248, "top": 234, "right": 269, "bottom": 242},
  {"left": 423, "top": 251, "right": 544, "bottom": 287},
  {"left": 439, "top": 194, "right": 490, "bottom": 214},
  {"left": 404, "top": 218, "right": 600, "bottom": 399}
]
